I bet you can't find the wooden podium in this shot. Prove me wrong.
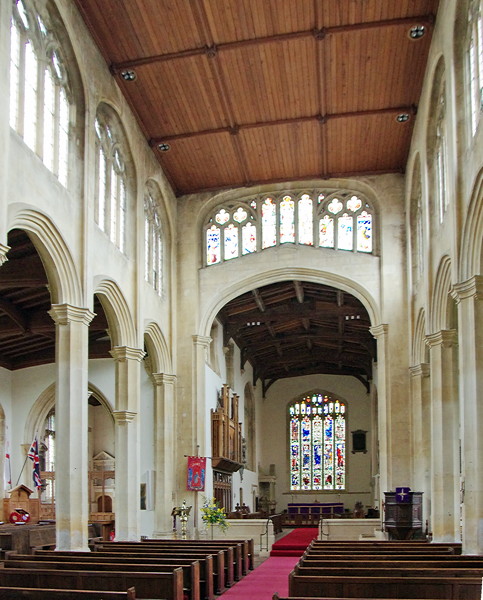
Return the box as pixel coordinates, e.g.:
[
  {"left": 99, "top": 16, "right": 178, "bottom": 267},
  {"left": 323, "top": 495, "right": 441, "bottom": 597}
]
[
  {"left": 383, "top": 489, "right": 423, "bottom": 539},
  {"left": 3, "top": 485, "right": 40, "bottom": 524}
]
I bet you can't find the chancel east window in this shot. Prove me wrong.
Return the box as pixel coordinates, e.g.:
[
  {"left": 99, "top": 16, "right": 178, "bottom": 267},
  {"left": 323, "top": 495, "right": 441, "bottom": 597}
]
[
  {"left": 289, "top": 393, "right": 346, "bottom": 491},
  {"left": 205, "top": 190, "right": 374, "bottom": 265},
  {"left": 9, "top": 0, "right": 71, "bottom": 186}
]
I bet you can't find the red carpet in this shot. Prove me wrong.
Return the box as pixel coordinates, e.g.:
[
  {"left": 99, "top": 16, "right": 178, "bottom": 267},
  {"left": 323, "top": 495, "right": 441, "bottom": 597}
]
[
  {"left": 219, "top": 556, "right": 298, "bottom": 599},
  {"left": 269, "top": 527, "right": 318, "bottom": 556}
]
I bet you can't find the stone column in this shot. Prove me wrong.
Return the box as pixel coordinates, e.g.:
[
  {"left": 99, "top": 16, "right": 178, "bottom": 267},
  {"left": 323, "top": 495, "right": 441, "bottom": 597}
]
[
  {"left": 452, "top": 277, "right": 483, "bottom": 553},
  {"left": 410, "top": 363, "right": 431, "bottom": 527},
  {"left": 49, "top": 304, "right": 94, "bottom": 551},
  {"left": 152, "top": 372, "right": 177, "bottom": 537},
  {"left": 0, "top": 244, "right": 9, "bottom": 266},
  {"left": 426, "top": 331, "right": 458, "bottom": 541},
  {"left": 110, "top": 346, "right": 145, "bottom": 541},
  {"left": 369, "top": 324, "right": 390, "bottom": 501},
  {"left": 0, "top": 0, "right": 10, "bottom": 244}
]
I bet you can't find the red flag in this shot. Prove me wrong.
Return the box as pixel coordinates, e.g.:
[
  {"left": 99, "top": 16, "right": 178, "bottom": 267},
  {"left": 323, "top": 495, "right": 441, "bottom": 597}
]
[
  {"left": 27, "top": 437, "right": 42, "bottom": 489},
  {"left": 4, "top": 441, "right": 11, "bottom": 488},
  {"left": 187, "top": 456, "right": 206, "bottom": 491}
]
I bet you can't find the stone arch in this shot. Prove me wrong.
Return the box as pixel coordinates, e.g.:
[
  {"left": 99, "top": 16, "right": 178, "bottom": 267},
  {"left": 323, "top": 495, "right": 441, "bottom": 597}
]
[
  {"left": 431, "top": 255, "right": 453, "bottom": 332},
  {"left": 94, "top": 279, "right": 137, "bottom": 348},
  {"left": 144, "top": 321, "right": 172, "bottom": 374},
  {"left": 459, "top": 167, "right": 483, "bottom": 280},
  {"left": 407, "top": 154, "right": 424, "bottom": 290},
  {"left": 412, "top": 308, "right": 429, "bottom": 366},
  {"left": 199, "top": 267, "right": 380, "bottom": 339},
  {"left": 9, "top": 209, "right": 83, "bottom": 306}
]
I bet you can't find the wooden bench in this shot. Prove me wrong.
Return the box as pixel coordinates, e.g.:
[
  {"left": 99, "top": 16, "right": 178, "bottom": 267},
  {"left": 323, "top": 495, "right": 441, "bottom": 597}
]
[
  {"left": 298, "top": 558, "right": 483, "bottom": 569},
  {"left": 288, "top": 572, "right": 482, "bottom": 599},
  {"left": 5, "top": 558, "right": 200, "bottom": 600},
  {"left": 92, "top": 543, "right": 231, "bottom": 590},
  {"left": 293, "top": 564, "right": 483, "bottom": 579},
  {"left": 141, "top": 537, "right": 255, "bottom": 573},
  {"left": 0, "top": 587, "right": 136, "bottom": 599},
  {"left": 0, "top": 567, "right": 184, "bottom": 600},
  {"left": 35, "top": 547, "right": 221, "bottom": 597},
  {"left": 96, "top": 540, "right": 241, "bottom": 583}
]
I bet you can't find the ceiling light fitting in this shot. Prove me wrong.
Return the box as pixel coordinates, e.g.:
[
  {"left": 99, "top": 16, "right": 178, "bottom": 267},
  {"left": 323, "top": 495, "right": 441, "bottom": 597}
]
[
  {"left": 396, "top": 113, "right": 410, "bottom": 123},
  {"left": 246, "top": 321, "right": 261, "bottom": 326},
  {"left": 120, "top": 70, "right": 137, "bottom": 81},
  {"left": 409, "top": 25, "right": 426, "bottom": 40},
  {"left": 158, "top": 142, "right": 170, "bottom": 152}
]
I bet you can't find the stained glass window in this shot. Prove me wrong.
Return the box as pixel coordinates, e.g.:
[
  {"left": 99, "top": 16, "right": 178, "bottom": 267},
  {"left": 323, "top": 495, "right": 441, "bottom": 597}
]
[
  {"left": 289, "top": 393, "right": 346, "bottom": 491},
  {"left": 144, "top": 183, "right": 164, "bottom": 295},
  {"left": 204, "top": 190, "right": 374, "bottom": 265}
]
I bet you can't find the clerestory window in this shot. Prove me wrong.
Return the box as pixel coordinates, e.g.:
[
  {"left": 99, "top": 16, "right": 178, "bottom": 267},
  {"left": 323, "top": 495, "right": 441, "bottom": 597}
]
[
  {"left": 468, "top": 0, "right": 483, "bottom": 137},
  {"left": 94, "top": 112, "right": 128, "bottom": 253},
  {"left": 205, "top": 190, "right": 374, "bottom": 266},
  {"left": 9, "top": 0, "right": 71, "bottom": 187},
  {"left": 289, "top": 393, "right": 346, "bottom": 491},
  {"left": 144, "top": 183, "right": 164, "bottom": 295}
]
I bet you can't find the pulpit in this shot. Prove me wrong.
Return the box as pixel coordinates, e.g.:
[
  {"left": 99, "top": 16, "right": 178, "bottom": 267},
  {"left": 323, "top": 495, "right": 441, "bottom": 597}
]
[
  {"left": 384, "top": 489, "right": 423, "bottom": 539},
  {"left": 3, "top": 485, "right": 39, "bottom": 524}
]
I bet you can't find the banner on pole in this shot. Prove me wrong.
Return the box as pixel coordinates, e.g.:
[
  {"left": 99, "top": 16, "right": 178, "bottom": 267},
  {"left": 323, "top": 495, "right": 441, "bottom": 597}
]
[{"left": 187, "top": 456, "right": 206, "bottom": 491}]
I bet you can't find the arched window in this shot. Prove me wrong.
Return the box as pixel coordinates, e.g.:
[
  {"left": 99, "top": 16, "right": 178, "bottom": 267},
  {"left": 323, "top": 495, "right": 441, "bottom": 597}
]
[
  {"left": 94, "top": 110, "right": 128, "bottom": 252},
  {"left": 205, "top": 190, "right": 374, "bottom": 265},
  {"left": 467, "top": 0, "right": 483, "bottom": 137},
  {"left": 289, "top": 393, "right": 346, "bottom": 491},
  {"left": 9, "top": 0, "right": 71, "bottom": 187},
  {"left": 434, "top": 85, "right": 448, "bottom": 222},
  {"left": 144, "top": 182, "right": 164, "bottom": 295}
]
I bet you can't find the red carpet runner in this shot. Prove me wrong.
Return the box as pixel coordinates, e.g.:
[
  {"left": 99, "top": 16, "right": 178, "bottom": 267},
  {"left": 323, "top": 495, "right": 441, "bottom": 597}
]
[
  {"left": 218, "top": 556, "right": 298, "bottom": 599},
  {"left": 269, "top": 527, "right": 319, "bottom": 556}
]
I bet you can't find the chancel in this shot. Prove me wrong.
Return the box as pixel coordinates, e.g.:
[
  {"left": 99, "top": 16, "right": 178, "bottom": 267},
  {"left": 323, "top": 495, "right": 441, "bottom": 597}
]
[{"left": 0, "top": 1, "right": 482, "bottom": 597}]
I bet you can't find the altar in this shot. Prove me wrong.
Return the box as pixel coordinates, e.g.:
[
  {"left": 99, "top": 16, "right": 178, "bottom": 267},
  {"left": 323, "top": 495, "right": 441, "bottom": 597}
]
[{"left": 283, "top": 502, "right": 344, "bottom": 526}]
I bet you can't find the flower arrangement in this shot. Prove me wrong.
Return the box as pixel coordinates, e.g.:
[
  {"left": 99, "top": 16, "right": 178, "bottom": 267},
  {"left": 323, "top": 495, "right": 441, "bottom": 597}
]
[{"left": 201, "top": 496, "right": 229, "bottom": 533}]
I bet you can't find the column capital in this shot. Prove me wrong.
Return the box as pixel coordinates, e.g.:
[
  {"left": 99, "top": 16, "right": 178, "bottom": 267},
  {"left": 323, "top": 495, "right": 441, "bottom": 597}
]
[
  {"left": 110, "top": 346, "right": 146, "bottom": 362},
  {"left": 0, "top": 243, "right": 10, "bottom": 266},
  {"left": 152, "top": 373, "right": 177, "bottom": 386},
  {"left": 410, "top": 363, "right": 430, "bottom": 378},
  {"left": 49, "top": 304, "right": 95, "bottom": 326},
  {"left": 113, "top": 410, "right": 137, "bottom": 424},
  {"left": 451, "top": 275, "right": 483, "bottom": 303},
  {"left": 425, "top": 329, "right": 457, "bottom": 349},
  {"left": 369, "top": 323, "right": 388, "bottom": 339},
  {"left": 192, "top": 335, "right": 212, "bottom": 348}
]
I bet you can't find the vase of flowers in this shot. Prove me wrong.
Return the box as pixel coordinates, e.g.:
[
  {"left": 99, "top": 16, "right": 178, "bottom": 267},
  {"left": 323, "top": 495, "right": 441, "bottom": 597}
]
[{"left": 201, "top": 496, "right": 228, "bottom": 538}]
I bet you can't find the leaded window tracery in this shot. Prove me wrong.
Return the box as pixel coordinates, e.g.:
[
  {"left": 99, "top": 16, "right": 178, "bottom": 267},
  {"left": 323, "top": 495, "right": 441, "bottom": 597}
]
[
  {"left": 9, "top": 0, "right": 71, "bottom": 187},
  {"left": 289, "top": 393, "right": 346, "bottom": 492},
  {"left": 205, "top": 190, "right": 374, "bottom": 265}
]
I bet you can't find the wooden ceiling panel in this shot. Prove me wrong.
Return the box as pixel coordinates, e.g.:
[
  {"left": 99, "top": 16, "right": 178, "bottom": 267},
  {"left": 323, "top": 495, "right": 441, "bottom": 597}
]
[
  {"left": 75, "top": 0, "right": 205, "bottom": 62},
  {"left": 323, "top": 25, "right": 433, "bottom": 114},
  {"left": 326, "top": 114, "right": 413, "bottom": 175},
  {"left": 202, "top": 0, "right": 315, "bottom": 43},
  {"left": 221, "top": 38, "right": 319, "bottom": 124},
  {"left": 122, "top": 57, "right": 231, "bottom": 138},
  {"left": 156, "top": 132, "right": 246, "bottom": 195},
  {"left": 73, "top": 0, "right": 439, "bottom": 194},
  {"left": 317, "top": 0, "right": 438, "bottom": 27},
  {"left": 241, "top": 121, "right": 321, "bottom": 183}
]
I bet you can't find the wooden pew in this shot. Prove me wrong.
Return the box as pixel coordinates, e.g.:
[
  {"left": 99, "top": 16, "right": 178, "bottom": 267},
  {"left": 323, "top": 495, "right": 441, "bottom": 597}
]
[
  {"left": 298, "top": 558, "right": 483, "bottom": 569},
  {"left": 96, "top": 540, "right": 240, "bottom": 583},
  {"left": 0, "top": 587, "right": 136, "bottom": 599},
  {"left": 35, "top": 548, "right": 222, "bottom": 597},
  {"left": 92, "top": 543, "right": 231, "bottom": 590},
  {"left": 308, "top": 541, "right": 461, "bottom": 554},
  {"left": 141, "top": 537, "right": 255, "bottom": 573},
  {"left": 288, "top": 572, "right": 482, "bottom": 599},
  {"left": 293, "top": 564, "right": 483, "bottom": 579},
  {"left": 4, "top": 558, "right": 200, "bottom": 600},
  {"left": 0, "top": 567, "right": 184, "bottom": 600},
  {"left": 14, "top": 551, "right": 213, "bottom": 600},
  {"left": 301, "top": 548, "right": 455, "bottom": 556}
]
